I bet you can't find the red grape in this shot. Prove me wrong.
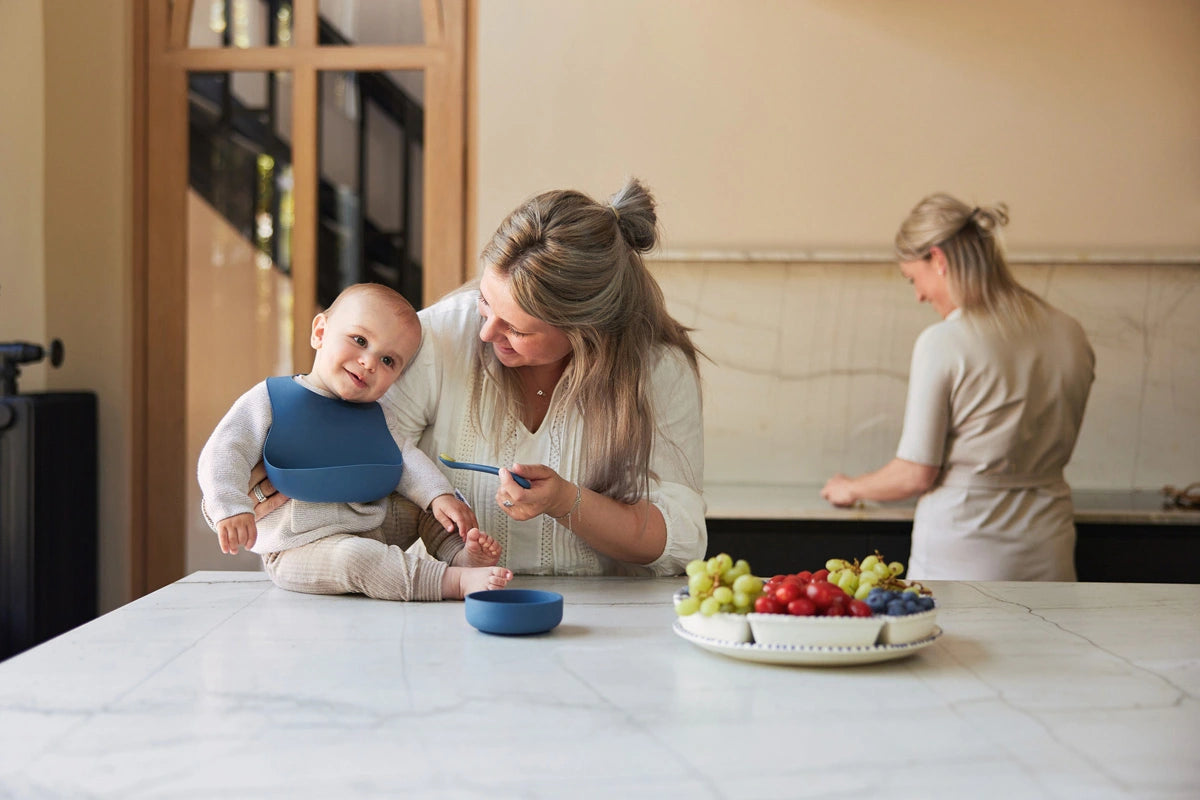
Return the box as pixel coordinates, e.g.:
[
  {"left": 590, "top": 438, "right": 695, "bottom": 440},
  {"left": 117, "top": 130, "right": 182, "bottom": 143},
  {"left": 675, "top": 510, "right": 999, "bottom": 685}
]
[
  {"left": 787, "top": 598, "right": 817, "bottom": 616},
  {"left": 848, "top": 599, "right": 873, "bottom": 617},
  {"left": 804, "top": 580, "right": 838, "bottom": 609},
  {"left": 754, "top": 595, "right": 783, "bottom": 614},
  {"left": 774, "top": 582, "right": 803, "bottom": 604}
]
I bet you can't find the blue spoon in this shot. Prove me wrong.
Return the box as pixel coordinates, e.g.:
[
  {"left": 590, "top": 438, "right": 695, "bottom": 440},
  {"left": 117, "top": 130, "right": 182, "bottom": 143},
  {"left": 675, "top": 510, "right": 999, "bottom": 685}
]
[{"left": 439, "top": 453, "right": 532, "bottom": 489}]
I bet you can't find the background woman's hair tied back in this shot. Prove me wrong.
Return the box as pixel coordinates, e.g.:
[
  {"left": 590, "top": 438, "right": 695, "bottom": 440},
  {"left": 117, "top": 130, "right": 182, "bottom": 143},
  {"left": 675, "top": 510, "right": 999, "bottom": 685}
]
[
  {"left": 969, "top": 203, "right": 1009, "bottom": 237},
  {"left": 895, "top": 192, "right": 1038, "bottom": 331}
]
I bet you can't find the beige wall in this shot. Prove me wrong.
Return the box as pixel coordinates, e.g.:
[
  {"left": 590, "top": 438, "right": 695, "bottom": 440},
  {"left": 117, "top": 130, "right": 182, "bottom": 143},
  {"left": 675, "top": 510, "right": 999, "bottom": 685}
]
[
  {"left": 475, "top": 0, "right": 1200, "bottom": 494},
  {"left": 42, "top": 1, "right": 133, "bottom": 613},
  {"left": 0, "top": 1, "right": 133, "bottom": 612},
  {"left": 474, "top": 0, "right": 1200, "bottom": 259},
  {"left": 0, "top": 0, "right": 47, "bottom": 384}
]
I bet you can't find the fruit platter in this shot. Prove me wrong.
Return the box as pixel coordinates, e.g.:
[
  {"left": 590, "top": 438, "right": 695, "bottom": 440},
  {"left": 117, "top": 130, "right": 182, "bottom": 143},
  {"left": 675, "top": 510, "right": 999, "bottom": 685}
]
[{"left": 672, "top": 552, "right": 942, "bottom": 666}]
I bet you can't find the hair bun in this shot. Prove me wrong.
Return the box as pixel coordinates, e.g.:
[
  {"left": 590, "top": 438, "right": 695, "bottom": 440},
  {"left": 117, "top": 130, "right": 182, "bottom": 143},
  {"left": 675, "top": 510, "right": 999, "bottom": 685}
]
[
  {"left": 607, "top": 177, "right": 659, "bottom": 253},
  {"left": 973, "top": 202, "right": 1010, "bottom": 234}
]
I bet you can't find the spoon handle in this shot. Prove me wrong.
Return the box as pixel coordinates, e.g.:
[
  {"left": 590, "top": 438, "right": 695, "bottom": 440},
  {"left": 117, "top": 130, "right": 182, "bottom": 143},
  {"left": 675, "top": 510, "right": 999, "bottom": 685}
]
[{"left": 438, "top": 454, "right": 532, "bottom": 489}]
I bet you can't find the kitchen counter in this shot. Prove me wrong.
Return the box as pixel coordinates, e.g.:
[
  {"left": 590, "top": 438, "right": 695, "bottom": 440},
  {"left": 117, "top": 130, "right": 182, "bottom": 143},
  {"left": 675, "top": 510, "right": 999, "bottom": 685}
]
[
  {"left": 703, "top": 483, "right": 1200, "bottom": 582},
  {"left": 705, "top": 482, "right": 1200, "bottom": 525},
  {"left": 1, "top": 572, "right": 1197, "bottom": 798}
]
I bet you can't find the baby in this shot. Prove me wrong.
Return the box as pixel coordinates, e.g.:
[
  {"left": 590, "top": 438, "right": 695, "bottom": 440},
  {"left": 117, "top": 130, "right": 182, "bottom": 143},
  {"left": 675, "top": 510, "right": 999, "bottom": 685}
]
[{"left": 197, "top": 283, "right": 512, "bottom": 600}]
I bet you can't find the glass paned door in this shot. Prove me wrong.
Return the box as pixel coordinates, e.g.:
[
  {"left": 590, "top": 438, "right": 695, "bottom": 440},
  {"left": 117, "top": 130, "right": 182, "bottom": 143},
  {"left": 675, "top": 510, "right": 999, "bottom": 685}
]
[
  {"left": 318, "top": 69, "right": 425, "bottom": 309},
  {"left": 186, "top": 69, "right": 295, "bottom": 573},
  {"left": 138, "top": 0, "right": 465, "bottom": 593}
]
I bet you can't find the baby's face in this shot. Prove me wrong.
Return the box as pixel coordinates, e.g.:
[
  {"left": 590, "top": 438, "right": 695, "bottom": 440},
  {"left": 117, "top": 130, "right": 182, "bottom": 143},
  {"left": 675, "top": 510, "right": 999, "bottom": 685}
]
[{"left": 309, "top": 295, "right": 421, "bottom": 403}]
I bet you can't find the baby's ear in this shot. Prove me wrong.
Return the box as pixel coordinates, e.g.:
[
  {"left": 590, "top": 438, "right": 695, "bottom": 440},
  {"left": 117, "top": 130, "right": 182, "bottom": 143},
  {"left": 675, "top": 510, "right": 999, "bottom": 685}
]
[{"left": 310, "top": 313, "right": 328, "bottom": 349}]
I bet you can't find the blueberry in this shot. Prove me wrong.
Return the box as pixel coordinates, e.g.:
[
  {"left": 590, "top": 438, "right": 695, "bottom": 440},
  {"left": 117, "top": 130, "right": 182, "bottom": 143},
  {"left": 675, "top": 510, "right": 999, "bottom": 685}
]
[
  {"left": 918, "top": 596, "right": 935, "bottom": 611},
  {"left": 886, "top": 600, "right": 907, "bottom": 616}
]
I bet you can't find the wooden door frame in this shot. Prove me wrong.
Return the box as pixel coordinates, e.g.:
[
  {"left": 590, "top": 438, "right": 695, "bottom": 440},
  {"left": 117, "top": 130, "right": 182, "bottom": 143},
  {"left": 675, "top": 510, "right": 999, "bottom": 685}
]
[{"left": 131, "top": 0, "right": 470, "bottom": 596}]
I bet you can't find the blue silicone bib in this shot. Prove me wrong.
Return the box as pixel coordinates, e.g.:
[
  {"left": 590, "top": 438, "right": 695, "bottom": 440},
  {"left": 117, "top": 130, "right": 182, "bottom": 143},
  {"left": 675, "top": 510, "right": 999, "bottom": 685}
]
[{"left": 263, "top": 376, "right": 404, "bottom": 503}]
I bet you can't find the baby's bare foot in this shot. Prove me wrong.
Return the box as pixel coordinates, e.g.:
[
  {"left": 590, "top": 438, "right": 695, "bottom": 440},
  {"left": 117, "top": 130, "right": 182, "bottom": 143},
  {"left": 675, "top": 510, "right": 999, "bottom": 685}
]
[
  {"left": 442, "top": 566, "right": 513, "bottom": 599},
  {"left": 452, "top": 528, "right": 502, "bottom": 568}
]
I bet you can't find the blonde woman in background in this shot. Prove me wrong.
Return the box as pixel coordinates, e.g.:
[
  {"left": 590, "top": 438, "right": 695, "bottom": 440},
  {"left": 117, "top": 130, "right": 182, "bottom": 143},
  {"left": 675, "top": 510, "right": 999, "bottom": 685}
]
[
  {"left": 822, "top": 193, "right": 1094, "bottom": 581},
  {"left": 252, "top": 177, "right": 707, "bottom": 576}
]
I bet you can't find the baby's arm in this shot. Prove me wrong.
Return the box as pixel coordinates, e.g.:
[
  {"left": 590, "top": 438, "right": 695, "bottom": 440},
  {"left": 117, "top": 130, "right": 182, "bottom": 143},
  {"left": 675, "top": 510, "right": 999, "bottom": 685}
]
[
  {"left": 385, "top": 421, "right": 476, "bottom": 533},
  {"left": 216, "top": 512, "right": 257, "bottom": 555},
  {"left": 197, "top": 382, "right": 274, "bottom": 552}
]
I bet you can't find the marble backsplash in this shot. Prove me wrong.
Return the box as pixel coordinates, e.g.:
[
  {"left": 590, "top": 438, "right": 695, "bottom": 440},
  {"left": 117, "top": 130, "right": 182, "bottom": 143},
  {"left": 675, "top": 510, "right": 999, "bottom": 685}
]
[{"left": 649, "top": 259, "right": 1200, "bottom": 493}]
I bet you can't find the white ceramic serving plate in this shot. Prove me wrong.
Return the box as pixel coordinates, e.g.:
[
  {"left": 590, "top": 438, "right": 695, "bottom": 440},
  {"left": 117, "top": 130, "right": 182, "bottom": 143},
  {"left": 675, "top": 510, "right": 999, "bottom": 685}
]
[
  {"left": 673, "top": 620, "right": 942, "bottom": 666},
  {"left": 672, "top": 587, "right": 752, "bottom": 643},
  {"left": 879, "top": 607, "right": 939, "bottom": 644},
  {"left": 747, "top": 611, "right": 885, "bottom": 647}
]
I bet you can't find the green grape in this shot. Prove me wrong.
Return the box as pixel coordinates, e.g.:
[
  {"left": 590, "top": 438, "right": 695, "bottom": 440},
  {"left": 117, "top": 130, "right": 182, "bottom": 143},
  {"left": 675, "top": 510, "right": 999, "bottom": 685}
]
[
  {"left": 826, "top": 558, "right": 850, "bottom": 571},
  {"left": 676, "top": 596, "right": 701, "bottom": 616},
  {"left": 699, "top": 597, "right": 722, "bottom": 616},
  {"left": 854, "top": 583, "right": 873, "bottom": 600},
  {"left": 859, "top": 571, "right": 879, "bottom": 587},
  {"left": 860, "top": 554, "right": 880, "bottom": 571},
  {"left": 685, "top": 559, "right": 707, "bottom": 578},
  {"left": 733, "top": 559, "right": 751, "bottom": 576},
  {"left": 889, "top": 561, "right": 905, "bottom": 576},
  {"left": 712, "top": 586, "right": 734, "bottom": 604},
  {"left": 688, "top": 573, "right": 713, "bottom": 595},
  {"left": 705, "top": 557, "right": 723, "bottom": 577},
  {"left": 732, "top": 591, "right": 752, "bottom": 609},
  {"left": 836, "top": 572, "right": 858, "bottom": 593},
  {"left": 720, "top": 568, "right": 740, "bottom": 586},
  {"left": 732, "top": 574, "right": 762, "bottom": 594}
]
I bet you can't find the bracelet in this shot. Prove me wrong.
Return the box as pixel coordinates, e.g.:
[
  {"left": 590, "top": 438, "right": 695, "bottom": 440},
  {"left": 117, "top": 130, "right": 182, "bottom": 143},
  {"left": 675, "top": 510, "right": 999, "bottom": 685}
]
[{"left": 549, "top": 482, "right": 583, "bottom": 522}]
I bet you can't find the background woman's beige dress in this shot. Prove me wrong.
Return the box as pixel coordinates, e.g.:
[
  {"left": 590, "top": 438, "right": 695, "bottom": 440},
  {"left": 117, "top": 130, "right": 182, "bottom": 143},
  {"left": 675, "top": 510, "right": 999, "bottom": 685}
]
[{"left": 897, "top": 305, "right": 1094, "bottom": 581}]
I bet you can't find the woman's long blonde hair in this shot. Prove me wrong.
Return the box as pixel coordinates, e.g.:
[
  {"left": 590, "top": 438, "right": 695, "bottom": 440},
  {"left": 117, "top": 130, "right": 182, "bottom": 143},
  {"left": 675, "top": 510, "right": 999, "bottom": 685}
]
[
  {"left": 476, "top": 177, "right": 700, "bottom": 502},
  {"left": 895, "top": 193, "right": 1045, "bottom": 332}
]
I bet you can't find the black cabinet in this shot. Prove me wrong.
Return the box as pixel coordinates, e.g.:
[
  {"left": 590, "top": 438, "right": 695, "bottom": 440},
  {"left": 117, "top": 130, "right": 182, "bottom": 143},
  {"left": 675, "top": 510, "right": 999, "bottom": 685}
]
[
  {"left": 706, "top": 517, "right": 1199, "bottom": 583},
  {"left": 0, "top": 392, "right": 98, "bottom": 660}
]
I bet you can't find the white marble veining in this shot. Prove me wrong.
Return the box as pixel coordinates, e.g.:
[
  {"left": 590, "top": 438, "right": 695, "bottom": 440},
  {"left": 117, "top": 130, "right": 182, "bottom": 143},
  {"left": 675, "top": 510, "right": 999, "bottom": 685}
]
[
  {"left": 1, "top": 572, "right": 1197, "bottom": 799},
  {"left": 650, "top": 260, "right": 1200, "bottom": 496}
]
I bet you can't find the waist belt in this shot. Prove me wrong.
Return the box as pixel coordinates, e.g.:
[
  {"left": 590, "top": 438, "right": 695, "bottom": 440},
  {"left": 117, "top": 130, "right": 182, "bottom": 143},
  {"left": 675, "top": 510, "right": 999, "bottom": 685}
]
[
  {"left": 263, "top": 376, "right": 403, "bottom": 503},
  {"left": 939, "top": 467, "right": 1064, "bottom": 490}
]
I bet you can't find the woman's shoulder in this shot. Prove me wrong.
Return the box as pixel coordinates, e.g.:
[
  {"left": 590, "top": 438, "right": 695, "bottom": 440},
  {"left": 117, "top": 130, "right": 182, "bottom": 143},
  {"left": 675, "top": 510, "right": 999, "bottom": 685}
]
[
  {"left": 649, "top": 342, "right": 699, "bottom": 378},
  {"left": 418, "top": 286, "right": 477, "bottom": 324},
  {"left": 914, "top": 314, "right": 969, "bottom": 350},
  {"left": 416, "top": 288, "right": 481, "bottom": 346}
]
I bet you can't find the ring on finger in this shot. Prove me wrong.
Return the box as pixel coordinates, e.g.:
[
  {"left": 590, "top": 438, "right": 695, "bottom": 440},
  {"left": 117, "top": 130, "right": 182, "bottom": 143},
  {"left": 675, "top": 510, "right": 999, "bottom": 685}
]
[
  {"left": 502, "top": 500, "right": 514, "bottom": 508},
  {"left": 253, "top": 483, "right": 268, "bottom": 503}
]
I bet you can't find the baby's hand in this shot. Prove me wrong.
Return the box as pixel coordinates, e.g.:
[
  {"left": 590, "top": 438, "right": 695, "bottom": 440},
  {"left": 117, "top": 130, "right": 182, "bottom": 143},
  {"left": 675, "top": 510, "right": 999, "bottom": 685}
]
[
  {"left": 430, "top": 493, "right": 478, "bottom": 539},
  {"left": 217, "top": 513, "right": 257, "bottom": 555}
]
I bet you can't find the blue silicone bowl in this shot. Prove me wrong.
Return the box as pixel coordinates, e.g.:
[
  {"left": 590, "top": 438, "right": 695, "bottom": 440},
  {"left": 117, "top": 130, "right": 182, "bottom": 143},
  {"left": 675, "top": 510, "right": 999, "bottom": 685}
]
[{"left": 465, "top": 589, "right": 564, "bottom": 635}]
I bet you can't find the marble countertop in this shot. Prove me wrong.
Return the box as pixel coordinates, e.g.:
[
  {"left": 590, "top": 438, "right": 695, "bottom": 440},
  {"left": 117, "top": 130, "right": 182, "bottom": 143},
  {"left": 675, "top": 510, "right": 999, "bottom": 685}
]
[
  {"left": 1, "top": 572, "right": 1197, "bottom": 798},
  {"left": 705, "top": 482, "right": 1200, "bottom": 525}
]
